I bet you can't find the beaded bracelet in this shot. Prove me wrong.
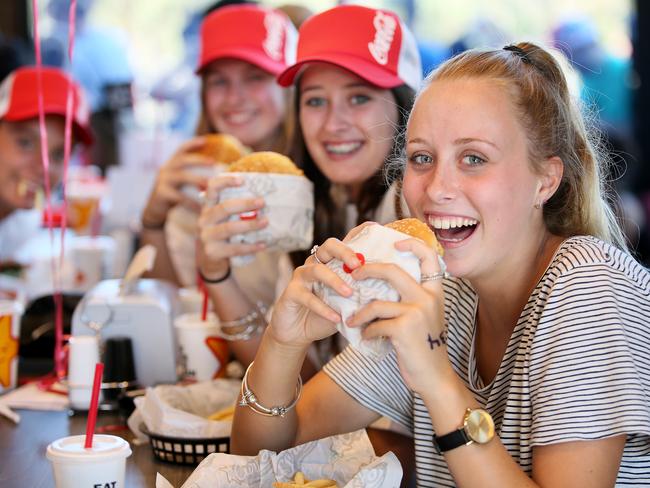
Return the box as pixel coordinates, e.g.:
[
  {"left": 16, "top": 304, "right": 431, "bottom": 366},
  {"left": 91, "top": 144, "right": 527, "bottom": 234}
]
[{"left": 238, "top": 361, "right": 302, "bottom": 417}]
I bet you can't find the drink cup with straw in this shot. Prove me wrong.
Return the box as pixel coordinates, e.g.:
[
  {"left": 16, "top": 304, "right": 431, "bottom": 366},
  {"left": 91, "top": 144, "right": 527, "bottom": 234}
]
[{"left": 47, "top": 362, "right": 132, "bottom": 487}]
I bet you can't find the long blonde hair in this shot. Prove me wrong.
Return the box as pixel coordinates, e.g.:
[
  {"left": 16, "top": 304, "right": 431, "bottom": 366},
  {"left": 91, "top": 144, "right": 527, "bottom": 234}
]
[{"left": 421, "top": 42, "right": 628, "bottom": 251}]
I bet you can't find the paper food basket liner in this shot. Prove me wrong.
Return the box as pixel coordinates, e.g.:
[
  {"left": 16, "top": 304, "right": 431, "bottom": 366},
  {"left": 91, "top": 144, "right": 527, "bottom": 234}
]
[
  {"left": 128, "top": 379, "right": 240, "bottom": 439},
  {"left": 314, "top": 224, "right": 445, "bottom": 360},
  {"left": 176, "top": 429, "right": 402, "bottom": 488},
  {"left": 218, "top": 172, "right": 314, "bottom": 267}
]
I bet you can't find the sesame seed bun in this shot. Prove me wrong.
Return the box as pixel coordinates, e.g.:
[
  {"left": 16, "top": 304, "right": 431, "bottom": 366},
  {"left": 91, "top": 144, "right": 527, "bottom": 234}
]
[
  {"left": 229, "top": 151, "right": 304, "bottom": 176},
  {"left": 385, "top": 218, "right": 444, "bottom": 256},
  {"left": 197, "top": 134, "right": 247, "bottom": 163}
]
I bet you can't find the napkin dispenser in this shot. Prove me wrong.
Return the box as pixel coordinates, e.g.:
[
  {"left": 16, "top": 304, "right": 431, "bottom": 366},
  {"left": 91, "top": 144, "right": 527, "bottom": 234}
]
[{"left": 71, "top": 278, "right": 180, "bottom": 387}]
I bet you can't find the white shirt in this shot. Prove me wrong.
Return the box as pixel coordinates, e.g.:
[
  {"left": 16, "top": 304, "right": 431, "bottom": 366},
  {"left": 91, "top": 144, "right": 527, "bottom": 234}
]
[{"left": 0, "top": 209, "right": 41, "bottom": 262}]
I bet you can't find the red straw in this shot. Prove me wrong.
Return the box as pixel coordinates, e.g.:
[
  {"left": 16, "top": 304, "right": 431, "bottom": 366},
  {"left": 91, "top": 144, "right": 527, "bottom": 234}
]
[
  {"left": 84, "top": 362, "right": 104, "bottom": 449},
  {"left": 201, "top": 288, "right": 209, "bottom": 322}
]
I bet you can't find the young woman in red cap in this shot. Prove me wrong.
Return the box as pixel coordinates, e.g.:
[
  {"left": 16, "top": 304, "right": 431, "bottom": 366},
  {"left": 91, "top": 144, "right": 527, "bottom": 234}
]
[
  {"left": 0, "top": 66, "right": 91, "bottom": 262},
  {"left": 230, "top": 42, "right": 650, "bottom": 487},
  {"left": 195, "top": 4, "right": 422, "bottom": 367},
  {"left": 140, "top": 4, "right": 297, "bottom": 294}
]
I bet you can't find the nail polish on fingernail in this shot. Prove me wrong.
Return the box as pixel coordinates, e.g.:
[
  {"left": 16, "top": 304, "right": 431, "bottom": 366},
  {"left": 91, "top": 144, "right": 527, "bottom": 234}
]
[{"left": 343, "top": 253, "right": 365, "bottom": 273}]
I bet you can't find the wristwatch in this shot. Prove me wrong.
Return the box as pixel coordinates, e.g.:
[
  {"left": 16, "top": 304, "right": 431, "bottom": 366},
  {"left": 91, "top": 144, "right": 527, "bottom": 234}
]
[{"left": 432, "top": 407, "right": 495, "bottom": 453}]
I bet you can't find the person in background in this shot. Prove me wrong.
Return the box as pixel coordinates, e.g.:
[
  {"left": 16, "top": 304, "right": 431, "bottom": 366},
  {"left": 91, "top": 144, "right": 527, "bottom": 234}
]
[
  {"left": 140, "top": 4, "right": 297, "bottom": 308},
  {"left": 230, "top": 42, "right": 650, "bottom": 487},
  {"left": 552, "top": 17, "right": 646, "bottom": 263},
  {"left": 45, "top": 0, "right": 133, "bottom": 171},
  {"left": 0, "top": 66, "right": 92, "bottom": 263},
  {"left": 197, "top": 5, "right": 422, "bottom": 485}
]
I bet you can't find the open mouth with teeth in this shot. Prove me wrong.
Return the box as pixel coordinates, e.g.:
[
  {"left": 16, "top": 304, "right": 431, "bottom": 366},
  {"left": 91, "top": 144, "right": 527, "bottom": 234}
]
[
  {"left": 428, "top": 216, "right": 479, "bottom": 244},
  {"left": 324, "top": 141, "right": 363, "bottom": 156}
]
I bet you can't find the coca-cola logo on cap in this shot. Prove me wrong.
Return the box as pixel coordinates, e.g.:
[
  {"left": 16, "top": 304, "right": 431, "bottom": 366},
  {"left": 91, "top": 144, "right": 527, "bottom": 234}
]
[{"left": 367, "top": 11, "right": 396, "bottom": 66}]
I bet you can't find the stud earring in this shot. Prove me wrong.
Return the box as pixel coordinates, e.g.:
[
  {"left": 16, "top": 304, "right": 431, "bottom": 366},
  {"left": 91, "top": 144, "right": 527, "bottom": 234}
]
[{"left": 534, "top": 202, "right": 542, "bottom": 209}]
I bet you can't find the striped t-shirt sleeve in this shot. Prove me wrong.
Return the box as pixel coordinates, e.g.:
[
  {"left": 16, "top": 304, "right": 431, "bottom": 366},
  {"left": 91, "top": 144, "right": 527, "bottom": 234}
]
[
  {"left": 323, "top": 346, "right": 414, "bottom": 432},
  {"left": 528, "top": 260, "right": 650, "bottom": 445}
]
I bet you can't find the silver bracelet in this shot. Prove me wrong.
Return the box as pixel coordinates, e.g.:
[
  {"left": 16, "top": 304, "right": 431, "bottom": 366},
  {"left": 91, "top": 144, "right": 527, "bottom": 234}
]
[
  {"left": 238, "top": 361, "right": 302, "bottom": 417},
  {"left": 218, "top": 302, "right": 267, "bottom": 341}
]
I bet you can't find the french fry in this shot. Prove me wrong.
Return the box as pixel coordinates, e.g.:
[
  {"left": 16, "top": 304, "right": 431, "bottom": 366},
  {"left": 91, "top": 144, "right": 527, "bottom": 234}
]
[
  {"left": 207, "top": 405, "right": 235, "bottom": 421},
  {"left": 272, "top": 472, "right": 338, "bottom": 488},
  {"left": 305, "top": 480, "right": 337, "bottom": 487},
  {"left": 294, "top": 472, "right": 306, "bottom": 484}
]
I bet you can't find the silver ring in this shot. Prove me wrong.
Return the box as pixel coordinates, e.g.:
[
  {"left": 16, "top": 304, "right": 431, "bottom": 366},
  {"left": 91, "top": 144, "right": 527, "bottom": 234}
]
[
  {"left": 310, "top": 245, "right": 323, "bottom": 264},
  {"left": 421, "top": 271, "right": 450, "bottom": 282}
]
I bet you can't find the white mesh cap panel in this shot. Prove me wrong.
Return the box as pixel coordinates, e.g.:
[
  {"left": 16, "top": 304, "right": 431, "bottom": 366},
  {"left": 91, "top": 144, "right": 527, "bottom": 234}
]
[{"left": 397, "top": 19, "right": 423, "bottom": 91}]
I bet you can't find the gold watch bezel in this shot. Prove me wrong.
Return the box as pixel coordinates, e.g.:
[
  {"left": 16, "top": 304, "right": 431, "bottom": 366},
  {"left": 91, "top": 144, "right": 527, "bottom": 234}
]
[{"left": 462, "top": 408, "right": 495, "bottom": 444}]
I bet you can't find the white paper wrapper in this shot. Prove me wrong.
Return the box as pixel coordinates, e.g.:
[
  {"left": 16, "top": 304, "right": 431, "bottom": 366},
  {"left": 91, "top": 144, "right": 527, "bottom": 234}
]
[
  {"left": 182, "top": 164, "right": 228, "bottom": 202},
  {"left": 314, "top": 224, "right": 445, "bottom": 360},
  {"left": 218, "top": 172, "right": 314, "bottom": 267},
  {"left": 180, "top": 429, "right": 402, "bottom": 488},
  {"left": 127, "top": 379, "right": 240, "bottom": 439}
]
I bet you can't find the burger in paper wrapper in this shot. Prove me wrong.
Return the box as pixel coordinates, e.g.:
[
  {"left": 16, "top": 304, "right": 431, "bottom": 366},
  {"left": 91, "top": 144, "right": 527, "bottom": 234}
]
[
  {"left": 314, "top": 219, "right": 445, "bottom": 360},
  {"left": 218, "top": 152, "right": 314, "bottom": 266},
  {"left": 183, "top": 134, "right": 249, "bottom": 201}
]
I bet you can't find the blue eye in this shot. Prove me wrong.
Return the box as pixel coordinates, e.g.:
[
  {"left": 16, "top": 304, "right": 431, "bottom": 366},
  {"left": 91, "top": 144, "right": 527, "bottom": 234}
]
[
  {"left": 303, "top": 97, "right": 325, "bottom": 107},
  {"left": 462, "top": 154, "right": 485, "bottom": 166},
  {"left": 351, "top": 94, "right": 370, "bottom": 105},
  {"left": 409, "top": 153, "right": 433, "bottom": 166}
]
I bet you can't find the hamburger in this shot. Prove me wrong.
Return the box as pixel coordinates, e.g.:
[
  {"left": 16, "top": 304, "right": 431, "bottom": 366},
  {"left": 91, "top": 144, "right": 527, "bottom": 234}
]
[
  {"left": 385, "top": 218, "right": 444, "bottom": 256},
  {"left": 196, "top": 134, "right": 247, "bottom": 163},
  {"left": 228, "top": 151, "right": 303, "bottom": 176}
]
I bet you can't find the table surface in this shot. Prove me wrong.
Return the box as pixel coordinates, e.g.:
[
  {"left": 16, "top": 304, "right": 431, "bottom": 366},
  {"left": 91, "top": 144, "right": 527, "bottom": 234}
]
[{"left": 0, "top": 408, "right": 196, "bottom": 487}]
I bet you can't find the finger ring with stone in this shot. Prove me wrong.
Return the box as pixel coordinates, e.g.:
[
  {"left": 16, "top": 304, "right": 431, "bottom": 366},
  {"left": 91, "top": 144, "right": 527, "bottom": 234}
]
[{"left": 310, "top": 245, "right": 323, "bottom": 265}]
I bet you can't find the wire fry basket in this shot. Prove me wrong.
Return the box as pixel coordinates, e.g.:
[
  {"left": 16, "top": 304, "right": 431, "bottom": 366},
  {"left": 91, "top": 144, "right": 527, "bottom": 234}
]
[{"left": 141, "top": 425, "right": 230, "bottom": 465}]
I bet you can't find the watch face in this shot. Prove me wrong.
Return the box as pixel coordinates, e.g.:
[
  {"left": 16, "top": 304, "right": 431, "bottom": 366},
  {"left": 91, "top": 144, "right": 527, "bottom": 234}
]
[{"left": 465, "top": 409, "right": 495, "bottom": 444}]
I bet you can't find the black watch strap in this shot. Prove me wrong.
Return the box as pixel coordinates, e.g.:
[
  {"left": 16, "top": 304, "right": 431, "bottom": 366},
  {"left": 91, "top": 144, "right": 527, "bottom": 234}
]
[{"left": 432, "top": 427, "right": 470, "bottom": 453}]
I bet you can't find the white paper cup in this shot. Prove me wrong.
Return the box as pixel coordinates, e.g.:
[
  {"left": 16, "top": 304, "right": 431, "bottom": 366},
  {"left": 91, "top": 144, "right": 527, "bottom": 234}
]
[
  {"left": 218, "top": 172, "right": 314, "bottom": 266},
  {"left": 71, "top": 236, "right": 116, "bottom": 292},
  {"left": 67, "top": 336, "right": 102, "bottom": 410},
  {"left": 0, "top": 300, "right": 23, "bottom": 394},
  {"left": 178, "top": 287, "right": 210, "bottom": 315},
  {"left": 174, "top": 313, "right": 225, "bottom": 381},
  {"left": 47, "top": 434, "right": 132, "bottom": 488}
]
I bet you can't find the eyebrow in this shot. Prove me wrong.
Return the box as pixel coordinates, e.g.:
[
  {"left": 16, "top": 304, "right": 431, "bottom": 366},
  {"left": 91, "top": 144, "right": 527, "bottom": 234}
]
[
  {"left": 301, "top": 82, "right": 372, "bottom": 94},
  {"left": 454, "top": 137, "right": 499, "bottom": 149},
  {"left": 407, "top": 137, "right": 500, "bottom": 150}
]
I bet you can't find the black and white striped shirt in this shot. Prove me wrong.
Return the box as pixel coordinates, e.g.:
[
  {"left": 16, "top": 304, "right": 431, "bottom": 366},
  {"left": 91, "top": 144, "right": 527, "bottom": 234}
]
[{"left": 324, "top": 236, "right": 650, "bottom": 487}]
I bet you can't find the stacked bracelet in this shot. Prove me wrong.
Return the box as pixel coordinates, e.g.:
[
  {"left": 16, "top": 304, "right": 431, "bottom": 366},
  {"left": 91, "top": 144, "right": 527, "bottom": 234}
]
[
  {"left": 218, "top": 302, "right": 267, "bottom": 341},
  {"left": 238, "top": 361, "right": 302, "bottom": 417}
]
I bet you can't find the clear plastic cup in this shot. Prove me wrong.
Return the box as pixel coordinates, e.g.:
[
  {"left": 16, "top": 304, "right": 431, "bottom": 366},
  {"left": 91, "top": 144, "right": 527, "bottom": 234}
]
[{"left": 46, "top": 434, "right": 132, "bottom": 488}]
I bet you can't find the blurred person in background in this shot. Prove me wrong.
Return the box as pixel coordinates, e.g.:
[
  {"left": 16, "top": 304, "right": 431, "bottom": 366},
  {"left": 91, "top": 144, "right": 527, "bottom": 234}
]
[
  {"left": 140, "top": 4, "right": 297, "bottom": 311},
  {"left": 553, "top": 17, "right": 647, "bottom": 262},
  {"left": 0, "top": 66, "right": 92, "bottom": 263},
  {"left": 44, "top": 0, "right": 133, "bottom": 171}
]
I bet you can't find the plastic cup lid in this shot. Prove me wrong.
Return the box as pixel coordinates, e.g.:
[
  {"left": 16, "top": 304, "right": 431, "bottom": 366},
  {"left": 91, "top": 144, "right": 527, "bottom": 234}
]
[
  {"left": 46, "top": 435, "right": 132, "bottom": 463},
  {"left": 175, "top": 312, "right": 219, "bottom": 328}
]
